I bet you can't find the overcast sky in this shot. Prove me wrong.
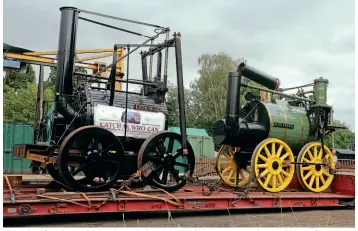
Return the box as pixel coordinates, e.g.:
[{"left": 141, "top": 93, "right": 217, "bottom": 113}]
[{"left": 3, "top": 0, "right": 355, "bottom": 131}]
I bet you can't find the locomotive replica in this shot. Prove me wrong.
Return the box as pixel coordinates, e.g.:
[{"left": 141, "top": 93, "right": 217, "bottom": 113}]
[
  {"left": 12, "top": 6, "right": 195, "bottom": 192},
  {"left": 214, "top": 62, "right": 341, "bottom": 193},
  {"left": 11, "top": 7, "right": 345, "bottom": 195}
]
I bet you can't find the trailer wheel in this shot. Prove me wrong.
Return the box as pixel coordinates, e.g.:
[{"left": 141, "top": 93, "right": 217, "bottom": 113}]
[
  {"left": 58, "top": 125, "right": 125, "bottom": 192},
  {"left": 137, "top": 131, "right": 195, "bottom": 192}
]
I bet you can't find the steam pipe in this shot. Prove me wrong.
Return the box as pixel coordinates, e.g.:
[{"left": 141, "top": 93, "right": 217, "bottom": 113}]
[
  {"left": 241, "top": 83, "right": 314, "bottom": 102},
  {"left": 237, "top": 62, "right": 280, "bottom": 90}
]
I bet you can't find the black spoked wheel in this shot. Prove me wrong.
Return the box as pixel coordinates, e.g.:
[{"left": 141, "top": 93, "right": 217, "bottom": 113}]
[
  {"left": 137, "top": 131, "right": 195, "bottom": 192},
  {"left": 58, "top": 125, "right": 124, "bottom": 192}
]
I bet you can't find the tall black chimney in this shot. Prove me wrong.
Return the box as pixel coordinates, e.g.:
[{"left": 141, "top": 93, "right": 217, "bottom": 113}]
[
  {"left": 225, "top": 71, "right": 242, "bottom": 126},
  {"left": 55, "top": 7, "right": 79, "bottom": 98}
]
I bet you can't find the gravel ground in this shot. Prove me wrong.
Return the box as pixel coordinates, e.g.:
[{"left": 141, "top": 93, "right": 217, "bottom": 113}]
[{"left": 5, "top": 208, "right": 355, "bottom": 228}]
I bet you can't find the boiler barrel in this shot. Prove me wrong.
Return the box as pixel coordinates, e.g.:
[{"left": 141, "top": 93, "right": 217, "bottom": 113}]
[{"left": 238, "top": 63, "right": 280, "bottom": 90}]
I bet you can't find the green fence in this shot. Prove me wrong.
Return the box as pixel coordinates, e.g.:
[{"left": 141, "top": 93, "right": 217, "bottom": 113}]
[
  {"left": 2, "top": 124, "right": 215, "bottom": 174},
  {"left": 3, "top": 123, "right": 34, "bottom": 174}
]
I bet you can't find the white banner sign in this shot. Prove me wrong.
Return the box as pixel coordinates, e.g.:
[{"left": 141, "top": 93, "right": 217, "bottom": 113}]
[{"left": 93, "top": 104, "right": 166, "bottom": 139}]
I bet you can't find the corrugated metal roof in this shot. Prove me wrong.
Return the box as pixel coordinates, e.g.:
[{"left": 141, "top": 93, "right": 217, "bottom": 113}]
[
  {"left": 335, "top": 149, "right": 355, "bottom": 155},
  {"left": 168, "top": 127, "right": 209, "bottom": 137}
]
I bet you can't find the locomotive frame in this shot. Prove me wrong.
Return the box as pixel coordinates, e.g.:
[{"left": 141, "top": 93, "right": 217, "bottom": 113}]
[{"left": 12, "top": 6, "right": 195, "bottom": 192}]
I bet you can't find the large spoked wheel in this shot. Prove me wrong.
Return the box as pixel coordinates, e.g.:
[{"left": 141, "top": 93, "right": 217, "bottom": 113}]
[
  {"left": 296, "top": 142, "right": 335, "bottom": 193},
  {"left": 216, "top": 144, "right": 252, "bottom": 188},
  {"left": 58, "top": 125, "right": 124, "bottom": 192},
  {"left": 251, "top": 138, "right": 295, "bottom": 193},
  {"left": 137, "top": 131, "right": 195, "bottom": 192}
]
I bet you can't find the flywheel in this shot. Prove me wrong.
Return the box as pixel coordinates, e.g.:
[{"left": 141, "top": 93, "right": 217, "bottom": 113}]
[
  {"left": 296, "top": 142, "right": 335, "bottom": 193},
  {"left": 251, "top": 138, "right": 295, "bottom": 193},
  {"left": 216, "top": 144, "right": 252, "bottom": 188},
  {"left": 137, "top": 131, "right": 195, "bottom": 192}
]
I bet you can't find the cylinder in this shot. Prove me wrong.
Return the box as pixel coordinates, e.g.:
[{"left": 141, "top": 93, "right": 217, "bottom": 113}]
[
  {"left": 313, "top": 77, "right": 329, "bottom": 106},
  {"left": 55, "top": 7, "right": 79, "bottom": 96},
  {"left": 238, "top": 63, "right": 280, "bottom": 90},
  {"left": 225, "top": 72, "right": 242, "bottom": 126}
]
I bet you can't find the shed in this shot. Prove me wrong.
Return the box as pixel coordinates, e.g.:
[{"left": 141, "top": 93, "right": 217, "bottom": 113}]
[{"left": 168, "top": 127, "right": 215, "bottom": 158}]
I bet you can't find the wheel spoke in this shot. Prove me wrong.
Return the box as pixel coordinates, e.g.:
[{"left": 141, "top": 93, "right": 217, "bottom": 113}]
[
  {"left": 276, "top": 145, "right": 283, "bottom": 157},
  {"left": 313, "top": 146, "right": 318, "bottom": 158},
  {"left": 167, "top": 138, "right": 175, "bottom": 154},
  {"left": 161, "top": 167, "right": 169, "bottom": 184},
  {"left": 152, "top": 164, "right": 164, "bottom": 174},
  {"left": 99, "top": 144, "right": 113, "bottom": 155},
  {"left": 319, "top": 174, "right": 326, "bottom": 184},
  {"left": 71, "top": 164, "right": 85, "bottom": 176},
  {"left": 271, "top": 143, "right": 276, "bottom": 157},
  {"left": 227, "top": 169, "right": 234, "bottom": 181},
  {"left": 264, "top": 146, "right": 272, "bottom": 158},
  {"left": 260, "top": 169, "right": 269, "bottom": 178},
  {"left": 281, "top": 170, "right": 289, "bottom": 177},
  {"left": 264, "top": 173, "right": 272, "bottom": 187},
  {"left": 277, "top": 173, "right": 284, "bottom": 184},
  {"left": 302, "top": 166, "right": 311, "bottom": 171},
  {"left": 174, "top": 162, "right": 190, "bottom": 168},
  {"left": 221, "top": 165, "right": 231, "bottom": 174},
  {"left": 303, "top": 171, "right": 313, "bottom": 181},
  {"left": 148, "top": 154, "right": 162, "bottom": 162},
  {"left": 173, "top": 152, "right": 182, "bottom": 159},
  {"left": 67, "top": 154, "right": 87, "bottom": 163},
  {"left": 170, "top": 167, "right": 181, "bottom": 182},
  {"left": 272, "top": 174, "right": 277, "bottom": 188},
  {"left": 257, "top": 164, "right": 267, "bottom": 168},
  {"left": 315, "top": 176, "right": 320, "bottom": 189},
  {"left": 302, "top": 157, "right": 311, "bottom": 163},
  {"left": 322, "top": 171, "right": 331, "bottom": 177},
  {"left": 222, "top": 152, "right": 231, "bottom": 159},
  {"left": 280, "top": 153, "right": 289, "bottom": 161},
  {"left": 307, "top": 149, "right": 314, "bottom": 160},
  {"left": 309, "top": 175, "right": 315, "bottom": 187},
  {"left": 258, "top": 154, "right": 268, "bottom": 162}
]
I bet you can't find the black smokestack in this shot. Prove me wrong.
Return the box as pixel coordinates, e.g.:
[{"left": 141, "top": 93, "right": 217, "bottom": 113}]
[
  {"left": 225, "top": 71, "right": 242, "bottom": 126},
  {"left": 55, "top": 6, "right": 79, "bottom": 97}
]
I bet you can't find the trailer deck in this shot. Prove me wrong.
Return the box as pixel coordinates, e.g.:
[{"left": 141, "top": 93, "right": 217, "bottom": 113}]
[{"left": 3, "top": 172, "right": 355, "bottom": 218}]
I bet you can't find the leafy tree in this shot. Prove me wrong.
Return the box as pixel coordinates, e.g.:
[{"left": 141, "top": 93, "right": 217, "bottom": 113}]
[
  {"left": 3, "top": 82, "right": 53, "bottom": 123},
  {"left": 324, "top": 120, "right": 355, "bottom": 149},
  {"left": 3, "top": 65, "right": 36, "bottom": 91}
]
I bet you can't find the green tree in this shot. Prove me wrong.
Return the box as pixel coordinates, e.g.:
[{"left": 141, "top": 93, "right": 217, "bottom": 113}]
[
  {"left": 189, "top": 53, "right": 259, "bottom": 132},
  {"left": 166, "top": 82, "right": 200, "bottom": 128},
  {"left": 3, "top": 83, "right": 53, "bottom": 123},
  {"left": 3, "top": 65, "right": 36, "bottom": 91},
  {"left": 324, "top": 120, "right": 355, "bottom": 149}
]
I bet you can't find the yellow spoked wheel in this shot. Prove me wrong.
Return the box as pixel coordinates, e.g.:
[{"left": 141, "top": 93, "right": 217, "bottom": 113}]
[
  {"left": 296, "top": 142, "right": 335, "bottom": 193},
  {"left": 216, "top": 144, "right": 252, "bottom": 187},
  {"left": 251, "top": 138, "right": 295, "bottom": 193}
]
